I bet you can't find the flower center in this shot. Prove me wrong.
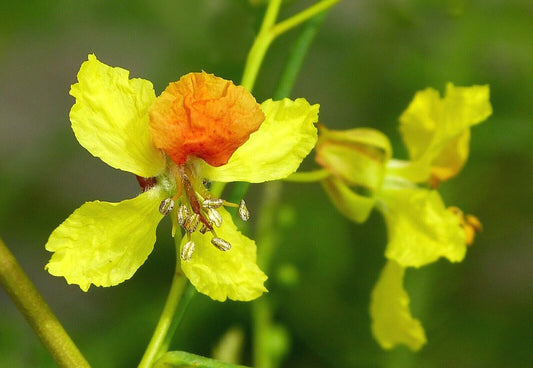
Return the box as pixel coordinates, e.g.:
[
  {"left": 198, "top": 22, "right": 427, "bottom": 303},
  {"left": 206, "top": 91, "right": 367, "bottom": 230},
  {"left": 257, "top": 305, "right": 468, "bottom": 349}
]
[{"left": 153, "top": 162, "right": 249, "bottom": 261}]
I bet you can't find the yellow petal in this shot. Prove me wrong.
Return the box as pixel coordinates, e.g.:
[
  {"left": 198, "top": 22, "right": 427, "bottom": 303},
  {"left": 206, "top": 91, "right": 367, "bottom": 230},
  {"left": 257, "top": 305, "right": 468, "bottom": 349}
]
[
  {"left": 321, "top": 177, "right": 376, "bottom": 223},
  {"left": 385, "top": 158, "right": 431, "bottom": 184},
  {"left": 430, "top": 126, "right": 471, "bottom": 181},
  {"left": 195, "top": 98, "right": 319, "bottom": 183},
  {"left": 181, "top": 208, "right": 267, "bottom": 301},
  {"left": 398, "top": 83, "right": 491, "bottom": 182},
  {"left": 399, "top": 87, "right": 442, "bottom": 161},
  {"left": 45, "top": 188, "right": 165, "bottom": 291},
  {"left": 70, "top": 54, "right": 165, "bottom": 177},
  {"left": 316, "top": 126, "right": 391, "bottom": 190},
  {"left": 370, "top": 260, "right": 427, "bottom": 351},
  {"left": 378, "top": 187, "right": 467, "bottom": 267}
]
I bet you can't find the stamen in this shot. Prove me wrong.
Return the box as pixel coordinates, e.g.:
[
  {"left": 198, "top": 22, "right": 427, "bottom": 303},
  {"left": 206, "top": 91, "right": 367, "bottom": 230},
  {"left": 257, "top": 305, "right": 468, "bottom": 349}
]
[
  {"left": 177, "top": 204, "right": 189, "bottom": 227},
  {"left": 159, "top": 198, "right": 175, "bottom": 216},
  {"left": 181, "top": 241, "right": 195, "bottom": 261},
  {"left": 180, "top": 165, "right": 202, "bottom": 215},
  {"left": 206, "top": 208, "right": 223, "bottom": 227},
  {"left": 238, "top": 199, "right": 250, "bottom": 221},
  {"left": 184, "top": 213, "right": 200, "bottom": 233},
  {"left": 199, "top": 224, "right": 209, "bottom": 234},
  {"left": 202, "top": 198, "right": 224, "bottom": 209},
  {"left": 448, "top": 206, "right": 482, "bottom": 246},
  {"left": 178, "top": 164, "right": 213, "bottom": 231},
  {"left": 466, "top": 214, "right": 482, "bottom": 232},
  {"left": 211, "top": 237, "right": 231, "bottom": 251}
]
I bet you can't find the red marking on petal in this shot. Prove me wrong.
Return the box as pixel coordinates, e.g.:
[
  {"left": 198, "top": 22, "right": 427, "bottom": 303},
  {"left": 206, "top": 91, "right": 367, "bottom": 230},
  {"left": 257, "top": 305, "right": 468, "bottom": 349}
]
[{"left": 136, "top": 176, "right": 157, "bottom": 192}]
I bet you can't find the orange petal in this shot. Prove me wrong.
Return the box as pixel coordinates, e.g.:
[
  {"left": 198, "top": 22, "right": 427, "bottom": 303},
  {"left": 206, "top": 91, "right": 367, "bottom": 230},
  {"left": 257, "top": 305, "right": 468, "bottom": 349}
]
[{"left": 149, "top": 72, "right": 265, "bottom": 167}]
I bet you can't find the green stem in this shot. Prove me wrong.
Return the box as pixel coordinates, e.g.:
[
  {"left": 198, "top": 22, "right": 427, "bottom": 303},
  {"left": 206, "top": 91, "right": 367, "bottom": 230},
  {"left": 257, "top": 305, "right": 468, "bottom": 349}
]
[
  {"left": 160, "top": 282, "right": 197, "bottom": 353},
  {"left": 241, "top": 0, "right": 281, "bottom": 91},
  {"left": 241, "top": 0, "right": 341, "bottom": 93},
  {"left": 138, "top": 235, "right": 190, "bottom": 368},
  {"left": 271, "top": 0, "right": 340, "bottom": 39},
  {"left": 252, "top": 182, "right": 283, "bottom": 368},
  {"left": 283, "top": 169, "right": 331, "bottom": 183},
  {"left": 0, "top": 237, "right": 91, "bottom": 368},
  {"left": 252, "top": 298, "right": 275, "bottom": 368}
]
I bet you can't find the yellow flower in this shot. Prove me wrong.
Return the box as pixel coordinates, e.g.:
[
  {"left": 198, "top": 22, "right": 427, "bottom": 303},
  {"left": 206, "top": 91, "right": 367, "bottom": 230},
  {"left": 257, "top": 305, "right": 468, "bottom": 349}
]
[
  {"left": 315, "top": 83, "right": 491, "bottom": 349},
  {"left": 45, "top": 54, "right": 319, "bottom": 301}
]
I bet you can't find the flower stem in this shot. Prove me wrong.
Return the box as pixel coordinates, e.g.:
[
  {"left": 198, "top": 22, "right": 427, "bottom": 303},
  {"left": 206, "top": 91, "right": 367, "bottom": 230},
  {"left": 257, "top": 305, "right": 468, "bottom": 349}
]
[
  {"left": 241, "top": 0, "right": 281, "bottom": 92},
  {"left": 0, "top": 237, "right": 91, "bottom": 368},
  {"left": 241, "top": 0, "right": 341, "bottom": 93},
  {"left": 252, "top": 182, "right": 283, "bottom": 368},
  {"left": 138, "top": 234, "right": 194, "bottom": 368},
  {"left": 271, "top": 0, "right": 340, "bottom": 39}
]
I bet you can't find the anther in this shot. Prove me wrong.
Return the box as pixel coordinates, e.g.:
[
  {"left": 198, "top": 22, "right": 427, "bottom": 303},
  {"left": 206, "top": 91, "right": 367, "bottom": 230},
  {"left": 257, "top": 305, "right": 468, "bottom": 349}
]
[
  {"left": 466, "top": 214, "right": 483, "bottom": 232},
  {"left": 184, "top": 213, "right": 200, "bottom": 233},
  {"left": 199, "top": 224, "right": 209, "bottom": 234},
  {"left": 177, "top": 205, "right": 189, "bottom": 226},
  {"left": 206, "top": 208, "right": 223, "bottom": 227},
  {"left": 211, "top": 237, "right": 231, "bottom": 251},
  {"left": 238, "top": 199, "right": 250, "bottom": 221},
  {"left": 159, "top": 198, "right": 175, "bottom": 216},
  {"left": 202, "top": 198, "right": 224, "bottom": 209},
  {"left": 181, "top": 241, "right": 195, "bottom": 261}
]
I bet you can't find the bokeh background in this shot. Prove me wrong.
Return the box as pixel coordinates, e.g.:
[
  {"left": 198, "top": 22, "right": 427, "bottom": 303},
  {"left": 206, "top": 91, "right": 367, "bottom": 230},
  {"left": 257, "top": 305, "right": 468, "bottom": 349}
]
[{"left": 1, "top": 1, "right": 532, "bottom": 367}]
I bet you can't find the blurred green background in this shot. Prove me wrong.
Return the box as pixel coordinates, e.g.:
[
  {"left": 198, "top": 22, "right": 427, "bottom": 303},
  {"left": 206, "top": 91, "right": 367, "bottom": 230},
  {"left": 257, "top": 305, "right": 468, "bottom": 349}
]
[{"left": 1, "top": 1, "right": 532, "bottom": 367}]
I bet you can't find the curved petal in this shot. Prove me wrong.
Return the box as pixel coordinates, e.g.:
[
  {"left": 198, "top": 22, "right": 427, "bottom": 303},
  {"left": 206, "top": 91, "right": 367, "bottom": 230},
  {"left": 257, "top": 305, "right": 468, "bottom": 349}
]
[
  {"left": 181, "top": 208, "right": 267, "bottom": 301},
  {"left": 149, "top": 72, "right": 264, "bottom": 167},
  {"left": 321, "top": 177, "right": 376, "bottom": 223},
  {"left": 430, "top": 129, "right": 471, "bottom": 182},
  {"left": 398, "top": 84, "right": 491, "bottom": 182},
  {"left": 385, "top": 158, "right": 431, "bottom": 184},
  {"left": 378, "top": 187, "right": 467, "bottom": 267},
  {"left": 443, "top": 83, "right": 492, "bottom": 130},
  {"left": 370, "top": 260, "right": 427, "bottom": 351},
  {"left": 70, "top": 54, "right": 165, "bottom": 177},
  {"left": 316, "top": 126, "right": 391, "bottom": 190},
  {"left": 195, "top": 98, "right": 319, "bottom": 183},
  {"left": 45, "top": 187, "right": 166, "bottom": 291},
  {"left": 398, "top": 87, "right": 442, "bottom": 161}
]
